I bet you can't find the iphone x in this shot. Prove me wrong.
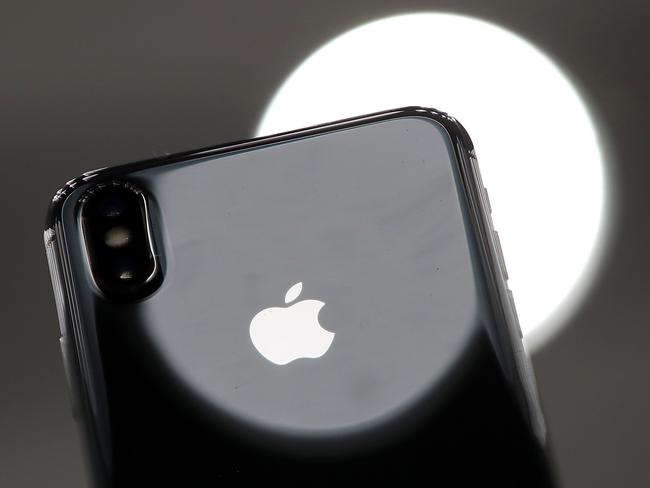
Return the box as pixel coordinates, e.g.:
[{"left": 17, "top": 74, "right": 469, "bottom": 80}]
[{"left": 44, "top": 107, "right": 555, "bottom": 486}]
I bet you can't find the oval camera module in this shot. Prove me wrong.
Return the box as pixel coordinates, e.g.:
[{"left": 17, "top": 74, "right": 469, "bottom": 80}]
[{"left": 80, "top": 181, "right": 162, "bottom": 300}]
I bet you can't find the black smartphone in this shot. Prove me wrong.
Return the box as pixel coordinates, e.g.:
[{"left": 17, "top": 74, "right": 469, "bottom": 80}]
[{"left": 44, "top": 107, "right": 556, "bottom": 486}]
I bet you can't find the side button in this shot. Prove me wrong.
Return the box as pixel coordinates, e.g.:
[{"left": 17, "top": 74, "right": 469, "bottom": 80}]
[
  {"left": 59, "top": 336, "right": 82, "bottom": 420},
  {"left": 483, "top": 187, "right": 492, "bottom": 214},
  {"left": 493, "top": 230, "right": 509, "bottom": 280},
  {"left": 507, "top": 288, "right": 523, "bottom": 338}
]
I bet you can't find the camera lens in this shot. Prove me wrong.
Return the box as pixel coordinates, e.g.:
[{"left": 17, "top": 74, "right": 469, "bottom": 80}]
[
  {"left": 80, "top": 182, "right": 161, "bottom": 299},
  {"left": 104, "top": 226, "right": 132, "bottom": 248},
  {"left": 96, "top": 193, "right": 128, "bottom": 218},
  {"left": 110, "top": 255, "right": 137, "bottom": 281}
]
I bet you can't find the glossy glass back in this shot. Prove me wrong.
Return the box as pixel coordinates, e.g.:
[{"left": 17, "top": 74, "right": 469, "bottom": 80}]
[{"left": 45, "top": 108, "right": 555, "bottom": 486}]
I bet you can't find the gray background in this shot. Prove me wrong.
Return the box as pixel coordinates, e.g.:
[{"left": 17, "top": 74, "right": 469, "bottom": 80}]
[{"left": 0, "top": 1, "right": 647, "bottom": 487}]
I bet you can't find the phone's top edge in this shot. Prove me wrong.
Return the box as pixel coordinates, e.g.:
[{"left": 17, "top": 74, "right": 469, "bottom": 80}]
[{"left": 44, "top": 106, "right": 473, "bottom": 231}]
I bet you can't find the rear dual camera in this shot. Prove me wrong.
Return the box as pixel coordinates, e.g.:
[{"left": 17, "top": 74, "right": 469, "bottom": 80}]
[{"left": 80, "top": 182, "right": 161, "bottom": 299}]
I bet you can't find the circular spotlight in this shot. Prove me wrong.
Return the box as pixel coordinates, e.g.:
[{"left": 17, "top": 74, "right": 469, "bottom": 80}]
[{"left": 257, "top": 13, "right": 605, "bottom": 350}]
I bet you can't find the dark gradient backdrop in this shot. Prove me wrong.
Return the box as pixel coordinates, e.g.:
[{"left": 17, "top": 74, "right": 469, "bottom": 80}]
[{"left": 1, "top": 1, "right": 648, "bottom": 487}]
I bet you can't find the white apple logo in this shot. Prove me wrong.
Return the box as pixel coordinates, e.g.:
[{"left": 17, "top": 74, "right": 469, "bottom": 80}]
[{"left": 249, "top": 282, "right": 335, "bottom": 365}]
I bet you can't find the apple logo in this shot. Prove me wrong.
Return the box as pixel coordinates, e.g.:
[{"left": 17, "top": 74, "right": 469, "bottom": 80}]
[{"left": 249, "top": 282, "right": 335, "bottom": 365}]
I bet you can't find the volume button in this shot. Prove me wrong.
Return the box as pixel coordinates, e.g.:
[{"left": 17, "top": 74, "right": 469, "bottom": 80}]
[
  {"left": 44, "top": 230, "right": 69, "bottom": 336},
  {"left": 507, "top": 289, "right": 523, "bottom": 338},
  {"left": 469, "top": 154, "right": 491, "bottom": 213},
  {"left": 493, "top": 230, "right": 509, "bottom": 280},
  {"left": 483, "top": 187, "right": 492, "bottom": 214},
  {"left": 59, "top": 336, "right": 81, "bottom": 419}
]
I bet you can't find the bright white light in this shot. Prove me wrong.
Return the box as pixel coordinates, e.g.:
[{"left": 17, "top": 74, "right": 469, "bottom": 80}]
[{"left": 257, "top": 13, "right": 605, "bottom": 350}]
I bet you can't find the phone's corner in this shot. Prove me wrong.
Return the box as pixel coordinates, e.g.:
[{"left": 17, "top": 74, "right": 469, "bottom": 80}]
[
  {"left": 43, "top": 172, "right": 96, "bottom": 335},
  {"left": 388, "top": 106, "right": 475, "bottom": 154},
  {"left": 448, "top": 116, "right": 475, "bottom": 154},
  {"left": 44, "top": 167, "right": 111, "bottom": 234}
]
